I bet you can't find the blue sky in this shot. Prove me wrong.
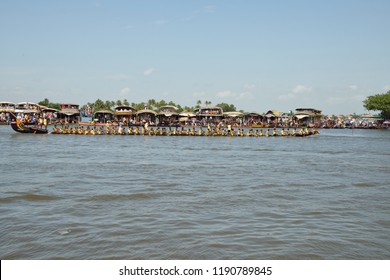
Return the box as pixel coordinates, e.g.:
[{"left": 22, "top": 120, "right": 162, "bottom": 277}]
[{"left": 1, "top": 0, "right": 389, "bottom": 115}]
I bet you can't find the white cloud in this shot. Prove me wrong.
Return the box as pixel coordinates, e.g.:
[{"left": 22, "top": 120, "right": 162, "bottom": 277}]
[
  {"left": 119, "top": 87, "right": 131, "bottom": 97},
  {"left": 143, "top": 68, "right": 155, "bottom": 76},
  {"left": 352, "top": 94, "right": 365, "bottom": 101},
  {"left": 107, "top": 74, "right": 132, "bottom": 81},
  {"left": 238, "top": 92, "right": 254, "bottom": 99},
  {"left": 92, "top": 1, "right": 102, "bottom": 8},
  {"left": 154, "top": 20, "right": 168, "bottom": 25},
  {"left": 292, "top": 85, "right": 312, "bottom": 94},
  {"left": 203, "top": 5, "right": 216, "bottom": 13},
  {"left": 193, "top": 92, "right": 206, "bottom": 98},
  {"left": 244, "top": 83, "right": 256, "bottom": 90},
  {"left": 383, "top": 85, "right": 390, "bottom": 92},
  {"left": 326, "top": 96, "right": 344, "bottom": 105},
  {"left": 278, "top": 93, "right": 295, "bottom": 100},
  {"left": 216, "top": 90, "right": 235, "bottom": 98},
  {"left": 279, "top": 85, "right": 312, "bottom": 101},
  {"left": 215, "top": 90, "right": 254, "bottom": 100},
  {"left": 349, "top": 85, "right": 359, "bottom": 91}
]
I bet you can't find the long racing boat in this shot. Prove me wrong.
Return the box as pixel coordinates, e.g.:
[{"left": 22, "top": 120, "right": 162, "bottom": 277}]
[{"left": 11, "top": 119, "right": 48, "bottom": 134}]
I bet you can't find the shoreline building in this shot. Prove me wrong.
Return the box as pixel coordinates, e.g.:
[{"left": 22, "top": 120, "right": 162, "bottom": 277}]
[
  {"left": 294, "top": 108, "right": 322, "bottom": 127},
  {"left": 58, "top": 104, "right": 81, "bottom": 124}
]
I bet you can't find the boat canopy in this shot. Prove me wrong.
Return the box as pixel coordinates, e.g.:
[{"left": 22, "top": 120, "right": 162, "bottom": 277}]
[
  {"left": 94, "top": 110, "right": 113, "bottom": 115},
  {"left": 179, "top": 111, "right": 195, "bottom": 117},
  {"left": 224, "top": 111, "right": 243, "bottom": 117},
  {"left": 197, "top": 107, "right": 223, "bottom": 116},
  {"left": 59, "top": 109, "right": 80, "bottom": 116},
  {"left": 0, "top": 102, "right": 16, "bottom": 112},
  {"left": 158, "top": 105, "right": 179, "bottom": 117},
  {"left": 136, "top": 109, "right": 157, "bottom": 116},
  {"left": 41, "top": 107, "right": 59, "bottom": 113},
  {"left": 114, "top": 106, "right": 137, "bottom": 115},
  {"left": 59, "top": 103, "right": 80, "bottom": 116},
  {"left": 295, "top": 114, "right": 310, "bottom": 120}
]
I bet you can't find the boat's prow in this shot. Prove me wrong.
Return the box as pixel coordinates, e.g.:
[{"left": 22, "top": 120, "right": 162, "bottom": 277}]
[{"left": 10, "top": 120, "right": 48, "bottom": 134}]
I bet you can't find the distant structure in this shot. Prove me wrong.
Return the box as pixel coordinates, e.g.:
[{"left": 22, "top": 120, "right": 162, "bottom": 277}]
[
  {"left": 294, "top": 108, "right": 322, "bottom": 126},
  {"left": 58, "top": 104, "right": 80, "bottom": 124},
  {"left": 157, "top": 105, "right": 179, "bottom": 126}
]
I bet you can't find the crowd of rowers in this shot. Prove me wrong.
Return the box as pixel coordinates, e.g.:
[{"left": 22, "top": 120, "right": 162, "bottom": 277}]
[{"left": 52, "top": 124, "right": 319, "bottom": 137}]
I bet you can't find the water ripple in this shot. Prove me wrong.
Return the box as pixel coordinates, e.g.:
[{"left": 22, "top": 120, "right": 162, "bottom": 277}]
[{"left": 1, "top": 127, "right": 389, "bottom": 259}]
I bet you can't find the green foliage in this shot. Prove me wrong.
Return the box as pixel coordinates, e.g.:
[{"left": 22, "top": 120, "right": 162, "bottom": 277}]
[
  {"left": 81, "top": 99, "right": 243, "bottom": 114},
  {"left": 215, "top": 102, "right": 237, "bottom": 112},
  {"left": 363, "top": 91, "right": 390, "bottom": 119},
  {"left": 131, "top": 102, "right": 145, "bottom": 111},
  {"left": 83, "top": 99, "right": 115, "bottom": 113},
  {"left": 38, "top": 98, "right": 61, "bottom": 110},
  {"left": 130, "top": 99, "right": 187, "bottom": 112}
]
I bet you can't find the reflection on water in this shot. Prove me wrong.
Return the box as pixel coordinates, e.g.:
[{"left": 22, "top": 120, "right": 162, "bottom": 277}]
[{"left": 0, "top": 127, "right": 389, "bottom": 259}]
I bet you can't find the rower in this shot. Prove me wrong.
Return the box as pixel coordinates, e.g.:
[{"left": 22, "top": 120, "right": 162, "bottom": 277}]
[
  {"left": 52, "top": 125, "right": 59, "bottom": 134},
  {"left": 291, "top": 128, "right": 296, "bottom": 136}
]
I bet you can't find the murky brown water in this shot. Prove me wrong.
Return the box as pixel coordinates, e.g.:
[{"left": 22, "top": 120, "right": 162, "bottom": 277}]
[{"left": 1, "top": 126, "right": 389, "bottom": 259}]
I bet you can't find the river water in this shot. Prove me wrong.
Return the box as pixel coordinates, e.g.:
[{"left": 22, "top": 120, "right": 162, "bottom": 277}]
[{"left": 0, "top": 126, "right": 389, "bottom": 259}]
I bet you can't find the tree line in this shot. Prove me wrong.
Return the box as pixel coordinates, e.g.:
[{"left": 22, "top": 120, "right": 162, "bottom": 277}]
[
  {"left": 38, "top": 89, "right": 390, "bottom": 118},
  {"left": 363, "top": 90, "right": 390, "bottom": 119},
  {"left": 39, "top": 98, "right": 239, "bottom": 114},
  {"left": 83, "top": 99, "right": 238, "bottom": 113}
]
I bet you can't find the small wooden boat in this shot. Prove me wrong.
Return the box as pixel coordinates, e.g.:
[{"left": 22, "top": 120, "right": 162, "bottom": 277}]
[{"left": 11, "top": 119, "right": 48, "bottom": 134}]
